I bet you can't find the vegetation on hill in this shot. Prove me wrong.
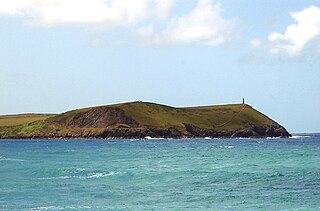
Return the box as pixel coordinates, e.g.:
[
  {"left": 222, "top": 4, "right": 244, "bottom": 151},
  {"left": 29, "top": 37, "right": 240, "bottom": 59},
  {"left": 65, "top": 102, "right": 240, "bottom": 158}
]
[
  {"left": 0, "top": 114, "right": 55, "bottom": 127},
  {"left": 0, "top": 102, "right": 290, "bottom": 139}
]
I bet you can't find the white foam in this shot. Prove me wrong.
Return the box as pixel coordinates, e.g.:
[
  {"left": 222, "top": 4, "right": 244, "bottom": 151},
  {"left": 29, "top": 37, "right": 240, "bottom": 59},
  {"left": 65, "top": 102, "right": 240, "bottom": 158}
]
[
  {"left": 211, "top": 163, "right": 239, "bottom": 170},
  {"left": 31, "top": 205, "right": 91, "bottom": 210},
  {"left": 0, "top": 155, "right": 25, "bottom": 162},
  {"left": 31, "top": 206, "right": 59, "bottom": 210},
  {"left": 218, "top": 146, "right": 235, "bottom": 149},
  {"left": 85, "top": 171, "right": 126, "bottom": 179},
  {"left": 204, "top": 137, "right": 212, "bottom": 140},
  {"left": 290, "top": 135, "right": 310, "bottom": 139},
  {"left": 39, "top": 171, "right": 126, "bottom": 180},
  {"left": 144, "top": 136, "right": 165, "bottom": 140},
  {"left": 38, "top": 176, "right": 73, "bottom": 180}
]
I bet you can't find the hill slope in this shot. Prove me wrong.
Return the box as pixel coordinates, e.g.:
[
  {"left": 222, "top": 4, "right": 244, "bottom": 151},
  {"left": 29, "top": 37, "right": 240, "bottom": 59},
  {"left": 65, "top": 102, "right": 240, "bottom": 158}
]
[
  {"left": 0, "top": 102, "right": 291, "bottom": 139},
  {"left": 0, "top": 114, "right": 56, "bottom": 127}
]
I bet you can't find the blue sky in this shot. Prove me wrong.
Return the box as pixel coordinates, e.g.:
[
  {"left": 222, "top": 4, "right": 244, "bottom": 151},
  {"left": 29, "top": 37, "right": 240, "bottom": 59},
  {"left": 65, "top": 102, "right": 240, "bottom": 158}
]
[{"left": 1, "top": 0, "right": 320, "bottom": 133}]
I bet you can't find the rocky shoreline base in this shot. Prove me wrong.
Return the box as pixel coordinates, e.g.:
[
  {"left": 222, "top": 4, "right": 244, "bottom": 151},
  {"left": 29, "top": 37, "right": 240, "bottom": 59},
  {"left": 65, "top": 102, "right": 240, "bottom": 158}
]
[{"left": 0, "top": 124, "right": 291, "bottom": 140}]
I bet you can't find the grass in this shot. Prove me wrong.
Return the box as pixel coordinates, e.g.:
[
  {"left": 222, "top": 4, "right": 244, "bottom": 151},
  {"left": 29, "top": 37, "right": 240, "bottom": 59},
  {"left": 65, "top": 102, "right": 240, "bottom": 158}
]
[
  {"left": 114, "top": 102, "right": 276, "bottom": 131},
  {"left": 47, "top": 101, "right": 277, "bottom": 132},
  {"left": 0, "top": 114, "right": 56, "bottom": 127},
  {"left": 0, "top": 102, "right": 280, "bottom": 138}
]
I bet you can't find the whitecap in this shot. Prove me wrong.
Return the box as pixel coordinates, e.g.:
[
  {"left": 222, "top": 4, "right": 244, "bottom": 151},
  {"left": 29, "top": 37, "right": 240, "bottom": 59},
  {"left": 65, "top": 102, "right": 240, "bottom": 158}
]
[
  {"left": 85, "top": 173, "right": 107, "bottom": 179},
  {"left": 83, "top": 171, "right": 126, "bottom": 179},
  {"left": 38, "top": 176, "right": 73, "bottom": 180},
  {"left": 144, "top": 136, "right": 165, "bottom": 140},
  {"left": 31, "top": 206, "right": 60, "bottom": 210},
  {"left": 290, "top": 135, "right": 310, "bottom": 139},
  {"left": 218, "top": 146, "right": 235, "bottom": 149},
  {"left": 267, "top": 137, "right": 281, "bottom": 139},
  {"left": 0, "top": 156, "right": 25, "bottom": 162},
  {"left": 211, "top": 163, "right": 239, "bottom": 170},
  {"left": 30, "top": 205, "right": 91, "bottom": 210},
  {"left": 38, "top": 171, "right": 126, "bottom": 180}
]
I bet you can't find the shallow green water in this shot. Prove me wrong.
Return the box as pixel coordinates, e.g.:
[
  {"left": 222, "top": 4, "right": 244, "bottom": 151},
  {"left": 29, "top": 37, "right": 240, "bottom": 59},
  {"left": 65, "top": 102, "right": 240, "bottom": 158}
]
[{"left": 0, "top": 136, "right": 319, "bottom": 210}]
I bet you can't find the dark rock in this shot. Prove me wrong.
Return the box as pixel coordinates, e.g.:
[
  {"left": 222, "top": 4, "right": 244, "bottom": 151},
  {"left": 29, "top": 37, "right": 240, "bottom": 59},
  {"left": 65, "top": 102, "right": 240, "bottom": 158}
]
[
  {"left": 183, "top": 123, "right": 231, "bottom": 138},
  {"left": 67, "top": 107, "right": 139, "bottom": 128},
  {"left": 231, "top": 125, "right": 291, "bottom": 138}
]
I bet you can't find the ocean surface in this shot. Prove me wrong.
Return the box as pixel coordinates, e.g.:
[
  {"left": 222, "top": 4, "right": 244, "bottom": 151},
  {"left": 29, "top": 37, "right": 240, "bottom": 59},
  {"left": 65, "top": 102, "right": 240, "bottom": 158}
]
[{"left": 0, "top": 135, "right": 319, "bottom": 210}]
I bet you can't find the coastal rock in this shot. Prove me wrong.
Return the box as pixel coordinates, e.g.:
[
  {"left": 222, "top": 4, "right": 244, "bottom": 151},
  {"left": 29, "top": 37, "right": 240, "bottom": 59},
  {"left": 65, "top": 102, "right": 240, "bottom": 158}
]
[
  {"left": 231, "top": 125, "right": 291, "bottom": 138},
  {"left": 0, "top": 102, "right": 292, "bottom": 139},
  {"left": 98, "top": 127, "right": 183, "bottom": 139},
  {"left": 183, "top": 123, "right": 231, "bottom": 138},
  {"left": 66, "top": 107, "right": 139, "bottom": 128}
]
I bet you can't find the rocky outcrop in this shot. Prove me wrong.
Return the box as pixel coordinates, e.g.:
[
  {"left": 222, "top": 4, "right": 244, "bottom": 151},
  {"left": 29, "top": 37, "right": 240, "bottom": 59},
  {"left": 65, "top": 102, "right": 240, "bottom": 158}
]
[
  {"left": 183, "top": 123, "right": 231, "bottom": 138},
  {"left": 98, "top": 127, "right": 183, "bottom": 139},
  {"left": 230, "top": 125, "right": 291, "bottom": 138},
  {"left": 183, "top": 123, "right": 291, "bottom": 138},
  {"left": 0, "top": 102, "right": 292, "bottom": 139},
  {"left": 0, "top": 124, "right": 291, "bottom": 139},
  {"left": 66, "top": 107, "right": 139, "bottom": 128}
]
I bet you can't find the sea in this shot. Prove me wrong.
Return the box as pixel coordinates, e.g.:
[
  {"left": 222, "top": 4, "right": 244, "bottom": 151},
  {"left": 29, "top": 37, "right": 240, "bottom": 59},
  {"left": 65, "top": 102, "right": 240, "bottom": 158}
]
[{"left": 0, "top": 135, "right": 319, "bottom": 210}]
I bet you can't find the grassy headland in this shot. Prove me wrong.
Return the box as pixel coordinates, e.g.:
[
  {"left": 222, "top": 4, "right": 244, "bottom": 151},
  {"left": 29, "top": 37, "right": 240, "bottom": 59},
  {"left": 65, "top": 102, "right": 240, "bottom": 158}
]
[
  {"left": 0, "top": 114, "right": 56, "bottom": 127},
  {"left": 0, "top": 102, "right": 290, "bottom": 139}
]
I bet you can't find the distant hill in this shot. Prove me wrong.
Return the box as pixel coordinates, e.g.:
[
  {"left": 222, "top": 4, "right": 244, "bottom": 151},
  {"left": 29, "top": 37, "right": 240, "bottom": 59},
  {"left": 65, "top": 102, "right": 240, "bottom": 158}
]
[
  {"left": 0, "top": 114, "right": 56, "bottom": 127},
  {"left": 0, "top": 102, "right": 291, "bottom": 139}
]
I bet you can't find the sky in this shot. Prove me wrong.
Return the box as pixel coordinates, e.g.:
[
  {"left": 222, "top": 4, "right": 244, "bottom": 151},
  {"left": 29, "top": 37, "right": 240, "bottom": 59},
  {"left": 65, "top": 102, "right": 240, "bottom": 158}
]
[{"left": 1, "top": 0, "right": 320, "bottom": 133}]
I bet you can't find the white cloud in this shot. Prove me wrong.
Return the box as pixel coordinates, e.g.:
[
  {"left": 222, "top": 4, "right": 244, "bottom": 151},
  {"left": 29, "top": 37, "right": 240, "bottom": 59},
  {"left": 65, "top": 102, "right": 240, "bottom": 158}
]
[
  {"left": 0, "top": 0, "right": 30, "bottom": 15},
  {"left": 138, "top": 0, "right": 235, "bottom": 46},
  {"left": 267, "top": 5, "right": 320, "bottom": 56},
  {"left": 250, "top": 38, "right": 264, "bottom": 49},
  {"left": 0, "top": 0, "right": 235, "bottom": 47},
  {"left": 0, "top": 0, "right": 174, "bottom": 26},
  {"left": 152, "top": 0, "right": 175, "bottom": 21}
]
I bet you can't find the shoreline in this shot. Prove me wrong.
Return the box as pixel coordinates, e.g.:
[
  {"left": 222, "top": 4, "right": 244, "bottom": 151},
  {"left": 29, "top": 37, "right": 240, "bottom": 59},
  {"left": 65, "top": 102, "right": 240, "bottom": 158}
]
[{"left": 0, "top": 135, "right": 291, "bottom": 141}]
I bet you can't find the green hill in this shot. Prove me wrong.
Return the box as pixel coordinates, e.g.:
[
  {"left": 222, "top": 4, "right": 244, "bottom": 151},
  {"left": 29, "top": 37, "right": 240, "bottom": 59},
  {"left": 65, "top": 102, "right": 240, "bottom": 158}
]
[
  {"left": 0, "top": 114, "right": 55, "bottom": 127},
  {"left": 0, "top": 102, "right": 290, "bottom": 139}
]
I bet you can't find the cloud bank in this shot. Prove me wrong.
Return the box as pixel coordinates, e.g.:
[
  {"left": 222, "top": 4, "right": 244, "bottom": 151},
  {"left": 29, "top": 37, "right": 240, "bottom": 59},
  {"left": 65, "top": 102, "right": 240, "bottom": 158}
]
[
  {"left": 0, "top": 0, "right": 235, "bottom": 46},
  {"left": 252, "top": 5, "right": 320, "bottom": 57},
  {"left": 138, "top": 0, "right": 235, "bottom": 46},
  {"left": 0, "top": 0, "right": 174, "bottom": 25}
]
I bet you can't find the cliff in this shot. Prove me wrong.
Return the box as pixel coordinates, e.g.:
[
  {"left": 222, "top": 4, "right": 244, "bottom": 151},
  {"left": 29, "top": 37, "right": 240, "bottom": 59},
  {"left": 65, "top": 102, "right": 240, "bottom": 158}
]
[{"left": 0, "top": 102, "right": 291, "bottom": 139}]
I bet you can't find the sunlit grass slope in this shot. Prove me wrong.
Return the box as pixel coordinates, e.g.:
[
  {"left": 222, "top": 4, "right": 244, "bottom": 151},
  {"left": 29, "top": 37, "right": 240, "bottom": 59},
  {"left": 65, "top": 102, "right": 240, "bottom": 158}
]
[
  {"left": 47, "top": 101, "right": 278, "bottom": 132},
  {"left": 0, "top": 102, "right": 283, "bottom": 138},
  {"left": 0, "top": 114, "right": 56, "bottom": 127}
]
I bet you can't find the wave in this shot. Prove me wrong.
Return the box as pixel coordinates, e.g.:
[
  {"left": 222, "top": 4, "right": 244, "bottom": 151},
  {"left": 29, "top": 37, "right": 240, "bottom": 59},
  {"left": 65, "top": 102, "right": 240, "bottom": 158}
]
[
  {"left": 0, "top": 155, "right": 25, "bottom": 162},
  {"left": 144, "top": 136, "right": 165, "bottom": 140},
  {"left": 85, "top": 171, "right": 125, "bottom": 179},
  {"left": 30, "top": 205, "right": 91, "bottom": 210},
  {"left": 38, "top": 171, "right": 126, "bottom": 180},
  {"left": 290, "top": 135, "right": 311, "bottom": 139},
  {"left": 38, "top": 176, "right": 73, "bottom": 180},
  {"left": 217, "top": 146, "right": 235, "bottom": 149},
  {"left": 211, "top": 163, "right": 240, "bottom": 170}
]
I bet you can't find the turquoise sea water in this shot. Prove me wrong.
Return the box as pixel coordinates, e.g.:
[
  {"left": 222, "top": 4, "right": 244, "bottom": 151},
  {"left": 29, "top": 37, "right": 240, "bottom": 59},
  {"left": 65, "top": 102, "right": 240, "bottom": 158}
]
[{"left": 0, "top": 136, "right": 319, "bottom": 210}]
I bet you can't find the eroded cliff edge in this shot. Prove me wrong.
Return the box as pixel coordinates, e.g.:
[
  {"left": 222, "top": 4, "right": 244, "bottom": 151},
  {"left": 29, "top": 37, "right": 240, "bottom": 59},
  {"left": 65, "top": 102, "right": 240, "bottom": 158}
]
[{"left": 0, "top": 102, "right": 291, "bottom": 139}]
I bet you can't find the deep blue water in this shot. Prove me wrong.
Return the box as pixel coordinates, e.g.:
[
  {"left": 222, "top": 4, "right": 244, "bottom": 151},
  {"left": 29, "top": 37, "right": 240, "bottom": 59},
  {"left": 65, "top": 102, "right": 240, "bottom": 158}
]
[{"left": 0, "top": 136, "right": 319, "bottom": 210}]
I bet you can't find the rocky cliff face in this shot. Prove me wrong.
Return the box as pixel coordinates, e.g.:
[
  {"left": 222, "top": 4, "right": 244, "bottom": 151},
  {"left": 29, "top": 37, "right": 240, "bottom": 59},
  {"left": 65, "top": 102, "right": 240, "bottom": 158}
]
[
  {"left": 0, "top": 102, "right": 292, "bottom": 139},
  {"left": 3, "top": 124, "right": 290, "bottom": 139},
  {"left": 65, "top": 107, "right": 140, "bottom": 128},
  {"left": 183, "top": 123, "right": 291, "bottom": 138}
]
